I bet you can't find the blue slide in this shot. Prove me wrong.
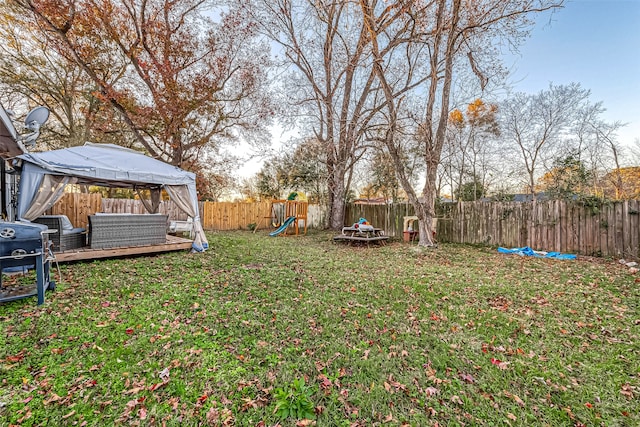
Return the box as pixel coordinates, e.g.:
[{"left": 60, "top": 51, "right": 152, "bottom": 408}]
[{"left": 269, "top": 216, "right": 296, "bottom": 237}]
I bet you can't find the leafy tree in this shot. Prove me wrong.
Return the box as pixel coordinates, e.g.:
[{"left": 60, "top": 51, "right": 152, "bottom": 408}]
[
  {"left": 363, "top": 150, "right": 401, "bottom": 203},
  {"left": 536, "top": 154, "right": 591, "bottom": 199},
  {"left": 0, "top": 0, "right": 131, "bottom": 149},
  {"left": 255, "top": 159, "right": 287, "bottom": 201},
  {"left": 254, "top": 139, "right": 328, "bottom": 204},
  {"left": 281, "top": 139, "right": 328, "bottom": 204},
  {"left": 599, "top": 167, "right": 640, "bottom": 200},
  {"left": 455, "top": 177, "right": 486, "bottom": 202},
  {"left": 13, "top": 0, "right": 274, "bottom": 167}
]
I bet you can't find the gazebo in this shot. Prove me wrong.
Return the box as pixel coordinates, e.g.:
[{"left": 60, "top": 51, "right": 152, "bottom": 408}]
[{"left": 16, "top": 143, "right": 208, "bottom": 252}]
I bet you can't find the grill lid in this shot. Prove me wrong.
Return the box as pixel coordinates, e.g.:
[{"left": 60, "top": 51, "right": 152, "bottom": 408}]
[{"left": 0, "top": 221, "right": 47, "bottom": 241}]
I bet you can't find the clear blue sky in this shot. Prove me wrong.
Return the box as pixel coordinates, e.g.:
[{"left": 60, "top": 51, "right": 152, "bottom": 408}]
[{"left": 505, "top": 0, "right": 640, "bottom": 149}]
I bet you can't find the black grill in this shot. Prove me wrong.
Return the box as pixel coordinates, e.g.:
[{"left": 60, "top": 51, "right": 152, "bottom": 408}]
[{"left": 0, "top": 221, "right": 53, "bottom": 305}]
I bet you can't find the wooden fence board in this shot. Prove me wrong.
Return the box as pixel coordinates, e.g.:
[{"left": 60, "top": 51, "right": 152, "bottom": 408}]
[
  {"left": 615, "top": 202, "right": 624, "bottom": 258},
  {"left": 630, "top": 200, "right": 639, "bottom": 259},
  {"left": 48, "top": 193, "right": 102, "bottom": 228},
  {"left": 622, "top": 201, "right": 632, "bottom": 259}
]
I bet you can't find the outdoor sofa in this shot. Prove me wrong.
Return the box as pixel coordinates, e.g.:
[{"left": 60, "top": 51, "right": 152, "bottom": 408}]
[{"left": 88, "top": 213, "right": 168, "bottom": 249}]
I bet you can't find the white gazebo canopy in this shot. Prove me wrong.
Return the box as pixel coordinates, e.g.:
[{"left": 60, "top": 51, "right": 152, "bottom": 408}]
[{"left": 17, "top": 142, "right": 208, "bottom": 251}]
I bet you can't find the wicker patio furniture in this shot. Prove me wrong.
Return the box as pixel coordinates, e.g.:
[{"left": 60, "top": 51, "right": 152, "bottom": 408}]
[
  {"left": 88, "top": 214, "right": 168, "bottom": 249},
  {"left": 33, "top": 215, "right": 87, "bottom": 252}
]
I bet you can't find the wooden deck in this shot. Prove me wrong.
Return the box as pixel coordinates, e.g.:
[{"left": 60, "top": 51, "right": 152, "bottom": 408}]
[{"left": 53, "top": 235, "right": 193, "bottom": 262}]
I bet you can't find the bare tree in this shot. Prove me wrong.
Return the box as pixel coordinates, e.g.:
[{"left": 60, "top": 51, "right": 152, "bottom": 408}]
[
  {"left": 630, "top": 138, "right": 640, "bottom": 164},
  {"left": 248, "top": 0, "right": 386, "bottom": 229},
  {"left": 500, "top": 82, "right": 590, "bottom": 198},
  {"left": 361, "top": 0, "right": 563, "bottom": 246},
  {"left": 590, "top": 121, "right": 627, "bottom": 199}
]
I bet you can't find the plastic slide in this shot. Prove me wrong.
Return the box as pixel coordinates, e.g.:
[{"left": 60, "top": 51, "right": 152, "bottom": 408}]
[{"left": 269, "top": 216, "right": 296, "bottom": 237}]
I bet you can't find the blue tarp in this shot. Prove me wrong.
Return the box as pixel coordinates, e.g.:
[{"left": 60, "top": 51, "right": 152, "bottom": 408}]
[{"left": 498, "top": 246, "right": 576, "bottom": 260}]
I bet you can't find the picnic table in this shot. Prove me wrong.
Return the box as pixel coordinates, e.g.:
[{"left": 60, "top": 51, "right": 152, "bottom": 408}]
[{"left": 333, "top": 226, "right": 389, "bottom": 245}]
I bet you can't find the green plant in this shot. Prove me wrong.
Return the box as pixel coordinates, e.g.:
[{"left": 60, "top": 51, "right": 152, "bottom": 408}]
[
  {"left": 273, "top": 378, "right": 316, "bottom": 420},
  {"left": 247, "top": 222, "right": 257, "bottom": 231},
  {"left": 576, "top": 194, "right": 609, "bottom": 215}
]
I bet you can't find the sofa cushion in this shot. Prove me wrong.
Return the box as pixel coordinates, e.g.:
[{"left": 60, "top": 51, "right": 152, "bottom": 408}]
[{"left": 62, "top": 227, "right": 86, "bottom": 235}]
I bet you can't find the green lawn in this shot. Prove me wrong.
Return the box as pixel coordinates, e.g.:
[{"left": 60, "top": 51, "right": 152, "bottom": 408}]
[{"left": 1, "top": 231, "right": 638, "bottom": 426}]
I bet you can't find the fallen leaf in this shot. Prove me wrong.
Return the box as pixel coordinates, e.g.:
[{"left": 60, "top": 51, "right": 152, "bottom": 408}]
[
  {"left": 158, "top": 367, "right": 170, "bottom": 381},
  {"left": 6, "top": 352, "right": 25, "bottom": 362},
  {"left": 459, "top": 372, "right": 475, "bottom": 383},
  {"left": 148, "top": 382, "right": 168, "bottom": 392},
  {"left": 491, "top": 358, "right": 510, "bottom": 370},
  {"left": 425, "top": 386, "right": 439, "bottom": 397},
  {"left": 124, "top": 386, "right": 145, "bottom": 395},
  {"left": 62, "top": 410, "right": 76, "bottom": 419},
  {"left": 620, "top": 383, "right": 635, "bottom": 399},
  {"left": 507, "top": 413, "right": 517, "bottom": 421}
]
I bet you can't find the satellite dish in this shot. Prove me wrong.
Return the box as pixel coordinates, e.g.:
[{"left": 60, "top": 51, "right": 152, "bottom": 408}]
[
  {"left": 24, "top": 106, "right": 49, "bottom": 132},
  {"left": 20, "top": 106, "right": 50, "bottom": 148}
]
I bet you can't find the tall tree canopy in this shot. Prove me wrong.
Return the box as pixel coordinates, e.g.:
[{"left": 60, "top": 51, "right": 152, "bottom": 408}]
[
  {"left": 248, "top": 0, "right": 384, "bottom": 228},
  {"left": 443, "top": 99, "right": 500, "bottom": 202},
  {"left": 0, "top": 0, "right": 120, "bottom": 149},
  {"left": 500, "top": 82, "right": 592, "bottom": 198},
  {"left": 360, "top": 0, "right": 564, "bottom": 245},
  {"left": 13, "top": 0, "right": 274, "bottom": 168}
]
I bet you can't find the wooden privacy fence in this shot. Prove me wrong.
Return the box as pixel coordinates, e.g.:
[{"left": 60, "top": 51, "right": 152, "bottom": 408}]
[
  {"left": 345, "top": 203, "right": 417, "bottom": 238},
  {"left": 50, "top": 195, "right": 639, "bottom": 259},
  {"left": 200, "top": 201, "right": 326, "bottom": 231},
  {"left": 48, "top": 193, "right": 102, "bottom": 229},
  {"left": 101, "top": 198, "right": 188, "bottom": 221},
  {"left": 438, "top": 200, "right": 640, "bottom": 259},
  {"left": 47, "top": 194, "right": 326, "bottom": 231},
  {"left": 347, "top": 200, "right": 640, "bottom": 260},
  {"left": 47, "top": 193, "right": 189, "bottom": 229},
  {"left": 202, "top": 201, "right": 271, "bottom": 230}
]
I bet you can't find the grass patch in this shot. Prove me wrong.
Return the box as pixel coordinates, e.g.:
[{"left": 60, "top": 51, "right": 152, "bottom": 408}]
[{"left": 1, "top": 230, "right": 638, "bottom": 426}]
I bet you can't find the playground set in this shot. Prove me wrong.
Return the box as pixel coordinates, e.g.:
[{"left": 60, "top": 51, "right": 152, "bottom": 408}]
[{"left": 267, "top": 197, "right": 308, "bottom": 237}]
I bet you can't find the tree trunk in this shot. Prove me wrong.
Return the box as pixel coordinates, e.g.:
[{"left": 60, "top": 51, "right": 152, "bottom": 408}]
[
  {"left": 416, "top": 159, "right": 439, "bottom": 247},
  {"left": 328, "top": 163, "right": 346, "bottom": 229}
]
